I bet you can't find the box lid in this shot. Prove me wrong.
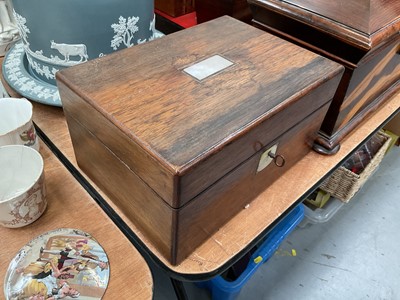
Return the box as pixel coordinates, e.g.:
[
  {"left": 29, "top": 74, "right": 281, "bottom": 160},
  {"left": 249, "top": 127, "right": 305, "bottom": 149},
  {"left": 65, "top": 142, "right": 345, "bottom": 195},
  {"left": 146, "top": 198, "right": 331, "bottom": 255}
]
[
  {"left": 250, "top": 0, "right": 400, "bottom": 50},
  {"left": 57, "top": 16, "right": 343, "bottom": 208}
]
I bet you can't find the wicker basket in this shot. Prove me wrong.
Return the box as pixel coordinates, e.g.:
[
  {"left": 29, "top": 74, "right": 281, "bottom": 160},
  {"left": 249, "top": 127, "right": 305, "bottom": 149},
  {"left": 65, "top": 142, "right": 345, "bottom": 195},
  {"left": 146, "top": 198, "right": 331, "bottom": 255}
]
[{"left": 319, "top": 131, "right": 392, "bottom": 202}]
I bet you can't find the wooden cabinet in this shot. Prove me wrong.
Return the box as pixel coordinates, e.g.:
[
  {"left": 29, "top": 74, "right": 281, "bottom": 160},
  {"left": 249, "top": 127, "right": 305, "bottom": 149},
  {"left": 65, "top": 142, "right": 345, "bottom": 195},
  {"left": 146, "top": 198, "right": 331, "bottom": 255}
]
[
  {"left": 249, "top": 0, "right": 400, "bottom": 154},
  {"left": 57, "top": 16, "right": 343, "bottom": 264}
]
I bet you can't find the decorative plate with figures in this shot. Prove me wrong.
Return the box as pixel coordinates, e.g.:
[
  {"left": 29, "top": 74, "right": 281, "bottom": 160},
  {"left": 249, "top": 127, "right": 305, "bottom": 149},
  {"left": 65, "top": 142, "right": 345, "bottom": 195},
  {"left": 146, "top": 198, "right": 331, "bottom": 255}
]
[{"left": 4, "top": 228, "right": 110, "bottom": 300}]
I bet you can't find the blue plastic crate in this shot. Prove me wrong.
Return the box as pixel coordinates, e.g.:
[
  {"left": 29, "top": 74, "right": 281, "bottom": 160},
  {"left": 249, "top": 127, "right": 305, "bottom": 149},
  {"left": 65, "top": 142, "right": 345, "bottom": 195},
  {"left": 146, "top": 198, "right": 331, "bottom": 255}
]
[{"left": 196, "top": 204, "right": 304, "bottom": 300}]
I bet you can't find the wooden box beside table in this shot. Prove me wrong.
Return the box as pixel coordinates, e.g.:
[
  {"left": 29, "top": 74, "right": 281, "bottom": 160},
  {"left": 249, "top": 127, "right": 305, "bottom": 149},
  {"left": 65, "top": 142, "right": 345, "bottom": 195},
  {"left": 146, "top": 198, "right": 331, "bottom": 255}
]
[
  {"left": 249, "top": 0, "right": 400, "bottom": 155},
  {"left": 56, "top": 17, "right": 343, "bottom": 265},
  {"left": 0, "top": 141, "right": 153, "bottom": 299}
]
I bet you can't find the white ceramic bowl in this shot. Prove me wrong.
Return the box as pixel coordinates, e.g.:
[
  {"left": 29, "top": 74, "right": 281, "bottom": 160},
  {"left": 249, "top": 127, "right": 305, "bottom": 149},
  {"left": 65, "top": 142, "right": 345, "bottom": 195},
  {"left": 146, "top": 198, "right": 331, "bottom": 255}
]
[
  {"left": 0, "top": 144, "right": 46, "bottom": 227},
  {"left": 0, "top": 97, "right": 39, "bottom": 151}
]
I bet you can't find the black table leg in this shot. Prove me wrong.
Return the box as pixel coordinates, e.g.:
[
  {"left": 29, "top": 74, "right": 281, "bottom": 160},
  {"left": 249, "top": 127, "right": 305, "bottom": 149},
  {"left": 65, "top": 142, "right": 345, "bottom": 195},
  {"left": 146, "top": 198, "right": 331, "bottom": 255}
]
[{"left": 170, "top": 278, "right": 188, "bottom": 300}]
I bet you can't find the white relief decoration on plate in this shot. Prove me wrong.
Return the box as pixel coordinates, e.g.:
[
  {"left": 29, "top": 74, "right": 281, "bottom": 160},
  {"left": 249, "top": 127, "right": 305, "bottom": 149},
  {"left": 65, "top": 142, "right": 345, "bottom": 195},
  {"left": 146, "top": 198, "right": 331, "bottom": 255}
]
[
  {"left": 50, "top": 40, "right": 88, "bottom": 63},
  {"left": 26, "top": 53, "right": 58, "bottom": 79},
  {"left": 136, "top": 38, "right": 147, "bottom": 44},
  {"left": 149, "top": 14, "right": 158, "bottom": 41},
  {"left": 138, "top": 14, "right": 156, "bottom": 44},
  {"left": 152, "top": 30, "right": 164, "bottom": 40},
  {"left": 4, "top": 42, "right": 60, "bottom": 102},
  {"left": 111, "top": 15, "right": 140, "bottom": 50},
  {"left": 111, "top": 14, "right": 160, "bottom": 48},
  {"left": 12, "top": 9, "right": 29, "bottom": 45},
  {"left": 13, "top": 10, "right": 88, "bottom": 67}
]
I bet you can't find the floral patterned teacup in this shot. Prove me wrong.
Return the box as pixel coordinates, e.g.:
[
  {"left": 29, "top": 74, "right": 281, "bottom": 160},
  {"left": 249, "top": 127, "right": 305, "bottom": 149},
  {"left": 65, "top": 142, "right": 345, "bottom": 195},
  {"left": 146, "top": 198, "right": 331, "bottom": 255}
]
[
  {"left": 0, "top": 144, "right": 46, "bottom": 227},
  {"left": 0, "top": 97, "right": 39, "bottom": 151}
]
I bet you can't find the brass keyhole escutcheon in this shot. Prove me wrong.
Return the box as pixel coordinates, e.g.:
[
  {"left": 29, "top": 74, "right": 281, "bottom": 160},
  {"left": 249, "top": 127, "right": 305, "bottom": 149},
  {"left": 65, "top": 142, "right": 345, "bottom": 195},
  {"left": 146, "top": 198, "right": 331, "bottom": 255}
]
[{"left": 256, "top": 143, "right": 286, "bottom": 173}]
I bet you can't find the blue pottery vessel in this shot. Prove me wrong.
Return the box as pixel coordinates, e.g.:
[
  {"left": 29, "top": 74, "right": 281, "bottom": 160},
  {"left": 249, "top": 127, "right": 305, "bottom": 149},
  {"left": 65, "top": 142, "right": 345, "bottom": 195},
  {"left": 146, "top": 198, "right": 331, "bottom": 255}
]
[{"left": 11, "top": 0, "right": 155, "bottom": 85}]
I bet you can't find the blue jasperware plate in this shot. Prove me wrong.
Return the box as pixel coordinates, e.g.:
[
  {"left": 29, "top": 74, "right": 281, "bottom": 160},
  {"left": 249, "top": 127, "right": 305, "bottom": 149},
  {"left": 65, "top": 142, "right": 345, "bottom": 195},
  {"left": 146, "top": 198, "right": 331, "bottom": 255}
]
[{"left": 2, "top": 42, "right": 61, "bottom": 106}]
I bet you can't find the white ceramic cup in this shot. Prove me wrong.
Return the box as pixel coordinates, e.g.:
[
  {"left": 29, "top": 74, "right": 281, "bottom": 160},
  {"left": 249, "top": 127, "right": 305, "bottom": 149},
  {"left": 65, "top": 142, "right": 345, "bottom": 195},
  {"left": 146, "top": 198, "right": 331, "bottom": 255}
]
[
  {"left": 0, "top": 97, "right": 39, "bottom": 151},
  {"left": 0, "top": 145, "right": 47, "bottom": 227}
]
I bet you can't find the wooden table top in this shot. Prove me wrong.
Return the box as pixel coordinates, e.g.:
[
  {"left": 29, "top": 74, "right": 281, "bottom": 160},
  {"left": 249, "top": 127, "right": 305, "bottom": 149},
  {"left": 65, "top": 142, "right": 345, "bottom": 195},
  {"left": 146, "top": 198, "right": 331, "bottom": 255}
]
[
  {"left": 0, "top": 121, "right": 153, "bottom": 298},
  {"left": 1, "top": 57, "right": 399, "bottom": 279}
]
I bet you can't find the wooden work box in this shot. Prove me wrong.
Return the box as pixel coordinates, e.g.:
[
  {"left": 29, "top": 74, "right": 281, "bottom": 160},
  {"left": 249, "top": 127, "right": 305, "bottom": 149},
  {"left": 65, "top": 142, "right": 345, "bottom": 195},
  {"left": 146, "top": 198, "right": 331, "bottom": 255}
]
[
  {"left": 155, "top": 0, "right": 195, "bottom": 17},
  {"left": 57, "top": 16, "right": 343, "bottom": 265},
  {"left": 249, "top": 0, "right": 400, "bottom": 154},
  {"left": 196, "top": 0, "right": 252, "bottom": 24}
]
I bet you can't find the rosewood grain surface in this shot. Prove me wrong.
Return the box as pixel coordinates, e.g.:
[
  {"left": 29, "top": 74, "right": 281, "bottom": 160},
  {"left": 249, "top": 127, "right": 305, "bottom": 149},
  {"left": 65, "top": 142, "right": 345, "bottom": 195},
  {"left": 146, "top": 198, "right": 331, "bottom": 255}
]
[
  {"left": 249, "top": 0, "right": 400, "bottom": 50},
  {"left": 319, "top": 37, "right": 400, "bottom": 136},
  {"left": 284, "top": 0, "right": 400, "bottom": 35},
  {"left": 249, "top": 0, "right": 400, "bottom": 154},
  {"left": 0, "top": 141, "right": 153, "bottom": 299},
  {"left": 1, "top": 58, "right": 399, "bottom": 276}
]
